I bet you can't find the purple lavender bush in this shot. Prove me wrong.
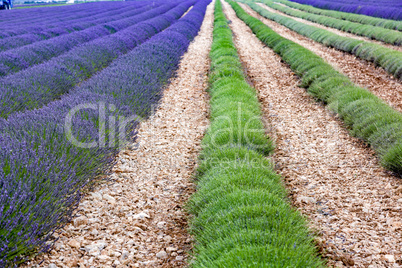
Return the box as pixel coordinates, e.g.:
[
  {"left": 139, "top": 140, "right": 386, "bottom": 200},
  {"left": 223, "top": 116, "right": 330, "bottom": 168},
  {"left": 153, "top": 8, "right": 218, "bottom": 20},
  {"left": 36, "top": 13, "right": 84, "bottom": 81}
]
[
  {"left": 0, "top": 3, "right": 127, "bottom": 37},
  {"left": 0, "top": 0, "right": 210, "bottom": 266}
]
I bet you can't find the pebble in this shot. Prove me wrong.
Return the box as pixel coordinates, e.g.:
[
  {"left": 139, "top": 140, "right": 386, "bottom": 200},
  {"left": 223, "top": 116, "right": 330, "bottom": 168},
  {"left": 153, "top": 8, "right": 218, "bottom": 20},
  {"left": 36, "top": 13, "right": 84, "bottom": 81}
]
[
  {"left": 157, "top": 221, "right": 166, "bottom": 228},
  {"left": 297, "top": 196, "right": 315, "bottom": 204},
  {"left": 103, "top": 194, "right": 116, "bottom": 204},
  {"left": 176, "top": 256, "right": 184, "bottom": 261},
  {"left": 121, "top": 250, "right": 129, "bottom": 260},
  {"left": 156, "top": 251, "right": 168, "bottom": 259},
  {"left": 163, "top": 235, "right": 172, "bottom": 242},
  {"left": 382, "top": 255, "right": 396, "bottom": 263},
  {"left": 89, "top": 248, "right": 100, "bottom": 257},
  {"left": 91, "top": 192, "right": 102, "bottom": 200},
  {"left": 132, "top": 212, "right": 150, "bottom": 219},
  {"left": 67, "top": 239, "right": 80, "bottom": 249},
  {"left": 166, "top": 247, "right": 177, "bottom": 253},
  {"left": 73, "top": 216, "right": 88, "bottom": 227},
  {"left": 48, "top": 264, "right": 57, "bottom": 268}
]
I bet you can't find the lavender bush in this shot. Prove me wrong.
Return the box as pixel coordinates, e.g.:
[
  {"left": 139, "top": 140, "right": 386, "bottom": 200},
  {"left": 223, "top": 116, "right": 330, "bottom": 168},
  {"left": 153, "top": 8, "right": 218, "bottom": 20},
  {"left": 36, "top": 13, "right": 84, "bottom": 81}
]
[
  {"left": 0, "top": 1, "right": 138, "bottom": 28},
  {"left": 290, "top": 0, "right": 402, "bottom": 20},
  {"left": 0, "top": 3, "right": 154, "bottom": 52},
  {"left": 0, "top": 1, "right": 195, "bottom": 118},
  {"left": 0, "top": 0, "right": 210, "bottom": 266}
]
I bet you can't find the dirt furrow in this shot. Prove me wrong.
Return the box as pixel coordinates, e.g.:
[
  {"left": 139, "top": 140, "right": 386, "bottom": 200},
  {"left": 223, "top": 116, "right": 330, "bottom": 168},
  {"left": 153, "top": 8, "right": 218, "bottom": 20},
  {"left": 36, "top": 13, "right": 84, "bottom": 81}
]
[
  {"left": 223, "top": 1, "right": 402, "bottom": 267},
  {"left": 23, "top": 3, "right": 214, "bottom": 267},
  {"left": 239, "top": 2, "right": 402, "bottom": 114},
  {"left": 258, "top": 3, "right": 402, "bottom": 52}
]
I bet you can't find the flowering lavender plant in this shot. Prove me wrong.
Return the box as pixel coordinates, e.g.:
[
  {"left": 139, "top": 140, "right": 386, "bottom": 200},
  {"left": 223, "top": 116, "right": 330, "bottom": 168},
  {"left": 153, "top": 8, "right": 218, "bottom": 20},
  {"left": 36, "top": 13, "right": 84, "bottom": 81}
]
[{"left": 0, "top": 0, "right": 210, "bottom": 266}]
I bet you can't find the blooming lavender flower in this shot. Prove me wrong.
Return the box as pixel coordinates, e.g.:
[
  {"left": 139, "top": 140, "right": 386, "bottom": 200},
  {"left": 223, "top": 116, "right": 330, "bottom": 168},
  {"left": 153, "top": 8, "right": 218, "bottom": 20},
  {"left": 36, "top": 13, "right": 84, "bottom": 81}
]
[{"left": 0, "top": 0, "right": 210, "bottom": 266}]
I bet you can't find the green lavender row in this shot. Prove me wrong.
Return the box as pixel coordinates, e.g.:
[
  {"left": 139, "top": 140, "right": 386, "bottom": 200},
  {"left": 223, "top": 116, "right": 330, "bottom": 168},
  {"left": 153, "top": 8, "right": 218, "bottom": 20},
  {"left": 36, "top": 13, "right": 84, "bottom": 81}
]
[
  {"left": 228, "top": 0, "right": 402, "bottom": 174},
  {"left": 245, "top": 2, "right": 402, "bottom": 80},
  {"left": 187, "top": 1, "right": 324, "bottom": 266},
  {"left": 256, "top": 0, "right": 402, "bottom": 45},
  {"left": 273, "top": 0, "right": 402, "bottom": 31}
]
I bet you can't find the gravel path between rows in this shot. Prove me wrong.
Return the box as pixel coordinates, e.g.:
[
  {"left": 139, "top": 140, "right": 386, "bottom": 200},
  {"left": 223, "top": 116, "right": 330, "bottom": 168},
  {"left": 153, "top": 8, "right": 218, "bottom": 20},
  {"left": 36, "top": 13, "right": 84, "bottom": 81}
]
[
  {"left": 224, "top": 1, "right": 402, "bottom": 267},
  {"left": 259, "top": 3, "right": 402, "bottom": 52},
  {"left": 23, "top": 3, "right": 214, "bottom": 267},
  {"left": 239, "top": 3, "right": 402, "bottom": 114}
]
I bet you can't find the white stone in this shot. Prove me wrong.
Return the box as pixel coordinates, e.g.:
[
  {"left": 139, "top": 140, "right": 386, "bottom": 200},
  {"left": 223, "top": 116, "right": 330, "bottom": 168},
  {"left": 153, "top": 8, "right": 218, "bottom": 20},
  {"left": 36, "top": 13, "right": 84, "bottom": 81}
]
[
  {"left": 103, "top": 194, "right": 116, "bottom": 204},
  {"left": 383, "top": 255, "right": 395, "bottom": 263},
  {"left": 91, "top": 192, "right": 103, "bottom": 200},
  {"left": 132, "top": 212, "right": 150, "bottom": 219},
  {"left": 89, "top": 248, "right": 100, "bottom": 257},
  {"left": 121, "top": 250, "right": 129, "bottom": 261},
  {"left": 163, "top": 235, "right": 172, "bottom": 242},
  {"left": 166, "top": 247, "right": 177, "bottom": 253},
  {"left": 296, "top": 196, "right": 315, "bottom": 204},
  {"left": 156, "top": 250, "right": 167, "bottom": 259},
  {"left": 175, "top": 256, "right": 184, "bottom": 261},
  {"left": 68, "top": 239, "right": 80, "bottom": 249},
  {"left": 157, "top": 221, "right": 166, "bottom": 228},
  {"left": 73, "top": 216, "right": 88, "bottom": 227}
]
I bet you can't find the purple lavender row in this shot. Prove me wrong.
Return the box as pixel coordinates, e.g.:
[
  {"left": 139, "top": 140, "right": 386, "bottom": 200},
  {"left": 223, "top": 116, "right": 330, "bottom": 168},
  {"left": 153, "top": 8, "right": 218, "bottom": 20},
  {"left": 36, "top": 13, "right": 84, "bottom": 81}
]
[
  {"left": 0, "top": 1, "right": 192, "bottom": 118},
  {"left": 0, "top": 3, "right": 158, "bottom": 52},
  {"left": 0, "top": 3, "right": 143, "bottom": 38},
  {"left": 0, "top": 0, "right": 208, "bottom": 265},
  {"left": 0, "top": 2, "right": 131, "bottom": 26},
  {"left": 0, "top": 7, "right": 125, "bottom": 36},
  {"left": 0, "top": 2, "right": 147, "bottom": 31},
  {"left": 289, "top": 0, "right": 402, "bottom": 20},
  {"left": 0, "top": 4, "right": 157, "bottom": 53},
  {"left": 0, "top": 3, "right": 158, "bottom": 64}
]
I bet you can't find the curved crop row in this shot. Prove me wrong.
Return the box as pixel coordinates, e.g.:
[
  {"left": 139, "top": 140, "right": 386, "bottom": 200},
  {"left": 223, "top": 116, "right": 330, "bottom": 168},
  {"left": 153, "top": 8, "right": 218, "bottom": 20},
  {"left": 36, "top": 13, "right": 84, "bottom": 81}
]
[
  {"left": 0, "top": 2, "right": 169, "bottom": 76},
  {"left": 257, "top": 0, "right": 402, "bottom": 45},
  {"left": 0, "top": 3, "right": 154, "bottom": 52},
  {"left": 288, "top": 0, "right": 402, "bottom": 20},
  {"left": 274, "top": 0, "right": 402, "bottom": 31},
  {"left": 0, "top": 1, "right": 136, "bottom": 27},
  {"left": 0, "top": 0, "right": 209, "bottom": 266},
  {"left": 228, "top": 0, "right": 402, "bottom": 174},
  {"left": 0, "top": 2, "right": 131, "bottom": 34},
  {"left": 187, "top": 1, "right": 324, "bottom": 267},
  {"left": 247, "top": 2, "right": 402, "bottom": 80},
  {"left": 0, "top": 1, "right": 194, "bottom": 118}
]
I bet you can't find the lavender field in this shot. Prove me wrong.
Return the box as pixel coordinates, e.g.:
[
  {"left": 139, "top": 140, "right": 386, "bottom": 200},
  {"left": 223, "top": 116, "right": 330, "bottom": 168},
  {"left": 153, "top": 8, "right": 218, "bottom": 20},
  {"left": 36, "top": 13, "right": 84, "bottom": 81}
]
[
  {"left": 0, "top": 0, "right": 209, "bottom": 265},
  {"left": 1, "top": 0, "right": 402, "bottom": 267}
]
